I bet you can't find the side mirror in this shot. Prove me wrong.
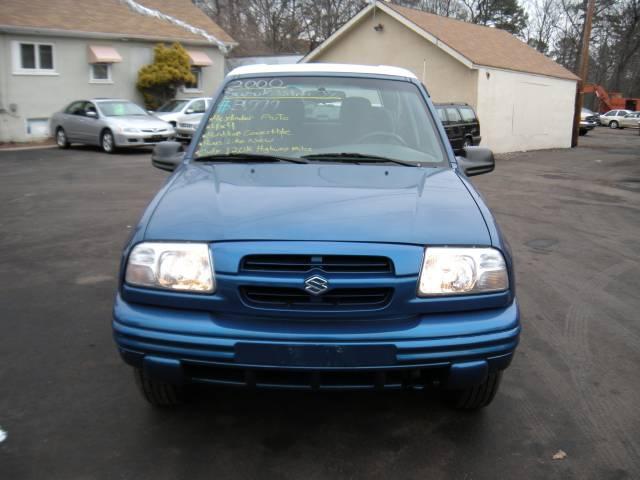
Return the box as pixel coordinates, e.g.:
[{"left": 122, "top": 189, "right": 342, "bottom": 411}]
[
  {"left": 147, "top": 110, "right": 155, "bottom": 115},
  {"left": 457, "top": 146, "right": 495, "bottom": 177},
  {"left": 185, "top": 109, "right": 194, "bottom": 114},
  {"left": 151, "top": 141, "right": 185, "bottom": 172},
  {"left": 86, "top": 110, "right": 98, "bottom": 119}
]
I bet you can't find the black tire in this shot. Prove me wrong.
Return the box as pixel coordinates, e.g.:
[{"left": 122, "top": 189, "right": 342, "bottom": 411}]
[
  {"left": 55, "top": 127, "right": 70, "bottom": 149},
  {"left": 579, "top": 129, "right": 587, "bottom": 136},
  {"left": 446, "top": 371, "right": 503, "bottom": 410},
  {"left": 133, "top": 367, "right": 184, "bottom": 407},
  {"left": 100, "top": 129, "right": 116, "bottom": 153},
  {"left": 609, "top": 121, "right": 619, "bottom": 129}
]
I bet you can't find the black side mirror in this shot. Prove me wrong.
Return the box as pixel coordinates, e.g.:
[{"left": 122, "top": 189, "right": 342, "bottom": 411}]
[
  {"left": 457, "top": 146, "right": 495, "bottom": 177},
  {"left": 151, "top": 141, "right": 185, "bottom": 172}
]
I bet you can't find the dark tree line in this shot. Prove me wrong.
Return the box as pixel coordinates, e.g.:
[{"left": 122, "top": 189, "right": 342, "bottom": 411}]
[{"left": 194, "top": 0, "right": 640, "bottom": 97}]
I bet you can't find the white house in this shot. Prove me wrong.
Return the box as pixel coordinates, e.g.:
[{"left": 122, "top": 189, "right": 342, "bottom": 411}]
[
  {"left": 302, "top": 1, "right": 579, "bottom": 154},
  {"left": 0, "top": 0, "right": 236, "bottom": 142}
]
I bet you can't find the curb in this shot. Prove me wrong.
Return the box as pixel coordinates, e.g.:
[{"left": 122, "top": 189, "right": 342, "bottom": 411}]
[{"left": 0, "top": 144, "right": 57, "bottom": 152}]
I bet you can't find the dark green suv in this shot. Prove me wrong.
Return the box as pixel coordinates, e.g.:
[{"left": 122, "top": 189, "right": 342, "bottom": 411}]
[{"left": 435, "top": 103, "right": 481, "bottom": 153}]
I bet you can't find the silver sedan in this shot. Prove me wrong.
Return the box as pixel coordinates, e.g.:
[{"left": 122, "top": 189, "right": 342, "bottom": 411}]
[{"left": 50, "top": 99, "right": 175, "bottom": 153}]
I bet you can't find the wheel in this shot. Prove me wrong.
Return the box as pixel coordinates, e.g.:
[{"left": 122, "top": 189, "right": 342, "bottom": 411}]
[
  {"left": 609, "top": 121, "right": 619, "bottom": 129},
  {"left": 445, "top": 371, "right": 503, "bottom": 410},
  {"left": 55, "top": 127, "right": 70, "bottom": 149},
  {"left": 101, "top": 129, "right": 116, "bottom": 153},
  {"left": 133, "top": 367, "right": 184, "bottom": 407},
  {"left": 579, "top": 129, "right": 587, "bottom": 136},
  {"left": 462, "top": 137, "right": 473, "bottom": 148}
]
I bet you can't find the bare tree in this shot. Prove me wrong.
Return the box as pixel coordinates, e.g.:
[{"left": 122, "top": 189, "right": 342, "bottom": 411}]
[{"left": 524, "top": 0, "right": 562, "bottom": 53}]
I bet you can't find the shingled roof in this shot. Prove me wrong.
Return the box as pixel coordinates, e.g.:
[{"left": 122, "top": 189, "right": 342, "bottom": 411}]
[
  {"left": 305, "top": 1, "right": 578, "bottom": 81},
  {"left": 0, "top": 0, "right": 235, "bottom": 47},
  {"left": 385, "top": 3, "right": 577, "bottom": 81}
]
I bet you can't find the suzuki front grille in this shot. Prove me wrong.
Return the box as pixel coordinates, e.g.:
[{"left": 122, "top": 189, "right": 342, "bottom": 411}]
[{"left": 241, "top": 254, "right": 393, "bottom": 274}]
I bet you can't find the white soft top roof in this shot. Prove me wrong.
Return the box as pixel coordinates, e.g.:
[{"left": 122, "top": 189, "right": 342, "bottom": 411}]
[{"left": 227, "top": 63, "right": 417, "bottom": 79}]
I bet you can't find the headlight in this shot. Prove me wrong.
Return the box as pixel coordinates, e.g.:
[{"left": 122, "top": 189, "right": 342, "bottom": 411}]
[
  {"left": 418, "top": 247, "right": 508, "bottom": 296},
  {"left": 121, "top": 127, "right": 139, "bottom": 133},
  {"left": 125, "top": 242, "right": 214, "bottom": 293}
]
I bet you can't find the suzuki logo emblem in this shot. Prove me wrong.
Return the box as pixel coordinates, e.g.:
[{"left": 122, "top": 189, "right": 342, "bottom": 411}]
[{"left": 304, "top": 275, "right": 329, "bottom": 295}]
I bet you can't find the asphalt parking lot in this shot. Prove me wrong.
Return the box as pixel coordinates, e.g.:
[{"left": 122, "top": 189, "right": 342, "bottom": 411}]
[{"left": 0, "top": 128, "right": 639, "bottom": 479}]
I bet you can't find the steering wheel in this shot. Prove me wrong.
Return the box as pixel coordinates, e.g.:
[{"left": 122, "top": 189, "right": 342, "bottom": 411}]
[{"left": 354, "top": 131, "right": 408, "bottom": 146}]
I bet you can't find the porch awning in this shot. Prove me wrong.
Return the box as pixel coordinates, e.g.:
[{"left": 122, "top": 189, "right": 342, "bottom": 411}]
[
  {"left": 187, "top": 50, "right": 213, "bottom": 66},
  {"left": 88, "top": 45, "right": 122, "bottom": 64}
]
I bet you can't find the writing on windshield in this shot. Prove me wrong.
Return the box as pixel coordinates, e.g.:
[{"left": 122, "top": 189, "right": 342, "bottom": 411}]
[{"left": 194, "top": 76, "right": 446, "bottom": 165}]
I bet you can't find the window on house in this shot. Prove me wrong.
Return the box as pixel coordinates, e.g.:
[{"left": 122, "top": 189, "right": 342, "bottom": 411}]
[
  {"left": 14, "top": 42, "right": 55, "bottom": 73},
  {"left": 90, "top": 63, "right": 112, "bottom": 83},
  {"left": 185, "top": 67, "right": 202, "bottom": 91},
  {"left": 39, "top": 45, "right": 53, "bottom": 69}
]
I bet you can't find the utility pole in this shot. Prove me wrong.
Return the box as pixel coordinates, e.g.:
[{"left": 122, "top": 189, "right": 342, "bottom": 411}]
[{"left": 571, "top": 0, "right": 596, "bottom": 147}]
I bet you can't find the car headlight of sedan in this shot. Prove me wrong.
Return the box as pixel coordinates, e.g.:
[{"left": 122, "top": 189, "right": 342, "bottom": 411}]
[
  {"left": 125, "top": 242, "right": 214, "bottom": 293},
  {"left": 418, "top": 247, "right": 508, "bottom": 296},
  {"left": 121, "top": 127, "right": 139, "bottom": 133}
]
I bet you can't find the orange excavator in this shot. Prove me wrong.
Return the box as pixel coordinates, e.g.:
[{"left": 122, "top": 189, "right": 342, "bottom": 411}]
[{"left": 583, "top": 84, "right": 639, "bottom": 112}]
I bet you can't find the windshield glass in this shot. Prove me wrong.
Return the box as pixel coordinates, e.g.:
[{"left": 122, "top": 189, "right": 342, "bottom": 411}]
[
  {"left": 194, "top": 76, "right": 447, "bottom": 165},
  {"left": 157, "top": 100, "right": 188, "bottom": 113},
  {"left": 98, "top": 101, "right": 147, "bottom": 117}
]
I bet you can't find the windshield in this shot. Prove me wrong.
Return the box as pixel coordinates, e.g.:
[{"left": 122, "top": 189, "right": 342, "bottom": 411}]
[
  {"left": 194, "top": 76, "right": 447, "bottom": 165},
  {"left": 157, "top": 100, "right": 188, "bottom": 113},
  {"left": 98, "top": 101, "right": 148, "bottom": 117}
]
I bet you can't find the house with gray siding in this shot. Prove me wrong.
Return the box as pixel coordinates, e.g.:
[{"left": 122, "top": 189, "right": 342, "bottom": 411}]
[{"left": 0, "top": 0, "right": 235, "bottom": 142}]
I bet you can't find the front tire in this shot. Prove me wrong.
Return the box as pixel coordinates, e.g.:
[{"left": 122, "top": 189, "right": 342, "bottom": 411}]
[
  {"left": 55, "top": 127, "right": 70, "bottom": 149},
  {"left": 609, "top": 121, "right": 619, "bottom": 129},
  {"left": 445, "top": 371, "right": 503, "bottom": 410},
  {"left": 101, "top": 129, "right": 116, "bottom": 153},
  {"left": 133, "top": 367, "right": 184, "bottom": 407}
]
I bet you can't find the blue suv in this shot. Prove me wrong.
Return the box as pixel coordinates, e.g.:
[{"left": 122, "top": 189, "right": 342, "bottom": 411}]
[{"left": 113, "top": 64, "right": 520, "bottom": 410}]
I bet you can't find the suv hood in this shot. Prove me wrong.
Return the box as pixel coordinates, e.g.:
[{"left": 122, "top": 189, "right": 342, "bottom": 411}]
[{"left": 144, "top": 163, "right": 491, "bottom": 246}]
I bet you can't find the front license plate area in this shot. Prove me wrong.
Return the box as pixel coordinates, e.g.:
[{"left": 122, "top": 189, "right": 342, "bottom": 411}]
[
  {"left": 151, "top": 135, "right": 163, "bottom": 141},
  {"left": 234, "top": 343, "right": 397, "bottom": 367}
]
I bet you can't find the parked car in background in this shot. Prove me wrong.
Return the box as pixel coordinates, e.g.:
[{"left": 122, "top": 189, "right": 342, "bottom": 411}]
[
  {"left": 114, "top": 64, "right": 520, "bottom": 411},
  {"left": 152, "top": 97, "right": 211, "bottom": 127},
  {"left": 434, "top": 103, "right": 481, "bottom": 153},
  {"left": 175, "top": 112, "right": 207, "bottom": 142},
  {"left": 582, "top": 107, "right": 600, "bottom": 125},
  {"left": 600, "top": 109, "right": 633, "bottom": 128},
  {"left": 619, "top": 111, "right": 640, "bottom": 129},
  {"left": 51, "top": 99, "right": 175, "bottom": 153},
  {"left": 579, "top": 108, "right": 597, "bottom": 135}
]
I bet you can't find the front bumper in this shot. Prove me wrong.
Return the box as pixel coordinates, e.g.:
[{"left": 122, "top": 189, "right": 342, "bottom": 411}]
[
  {"left": 113, "top": 295, "right": 520, "bottom": 390},
  {"left": 175, "top": 128, "right": 195, "bottom": 141},
  {"left": 114, "top": 131, "right": 175, "bottom": 147}
]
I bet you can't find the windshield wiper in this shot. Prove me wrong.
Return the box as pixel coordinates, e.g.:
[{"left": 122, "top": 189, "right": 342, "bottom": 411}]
[
  {"left": 302, "top": 152, "right": 418, "bottom": 167},
  {"left": 194, "top": 153, "right": 308, "bottom": 164}
]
